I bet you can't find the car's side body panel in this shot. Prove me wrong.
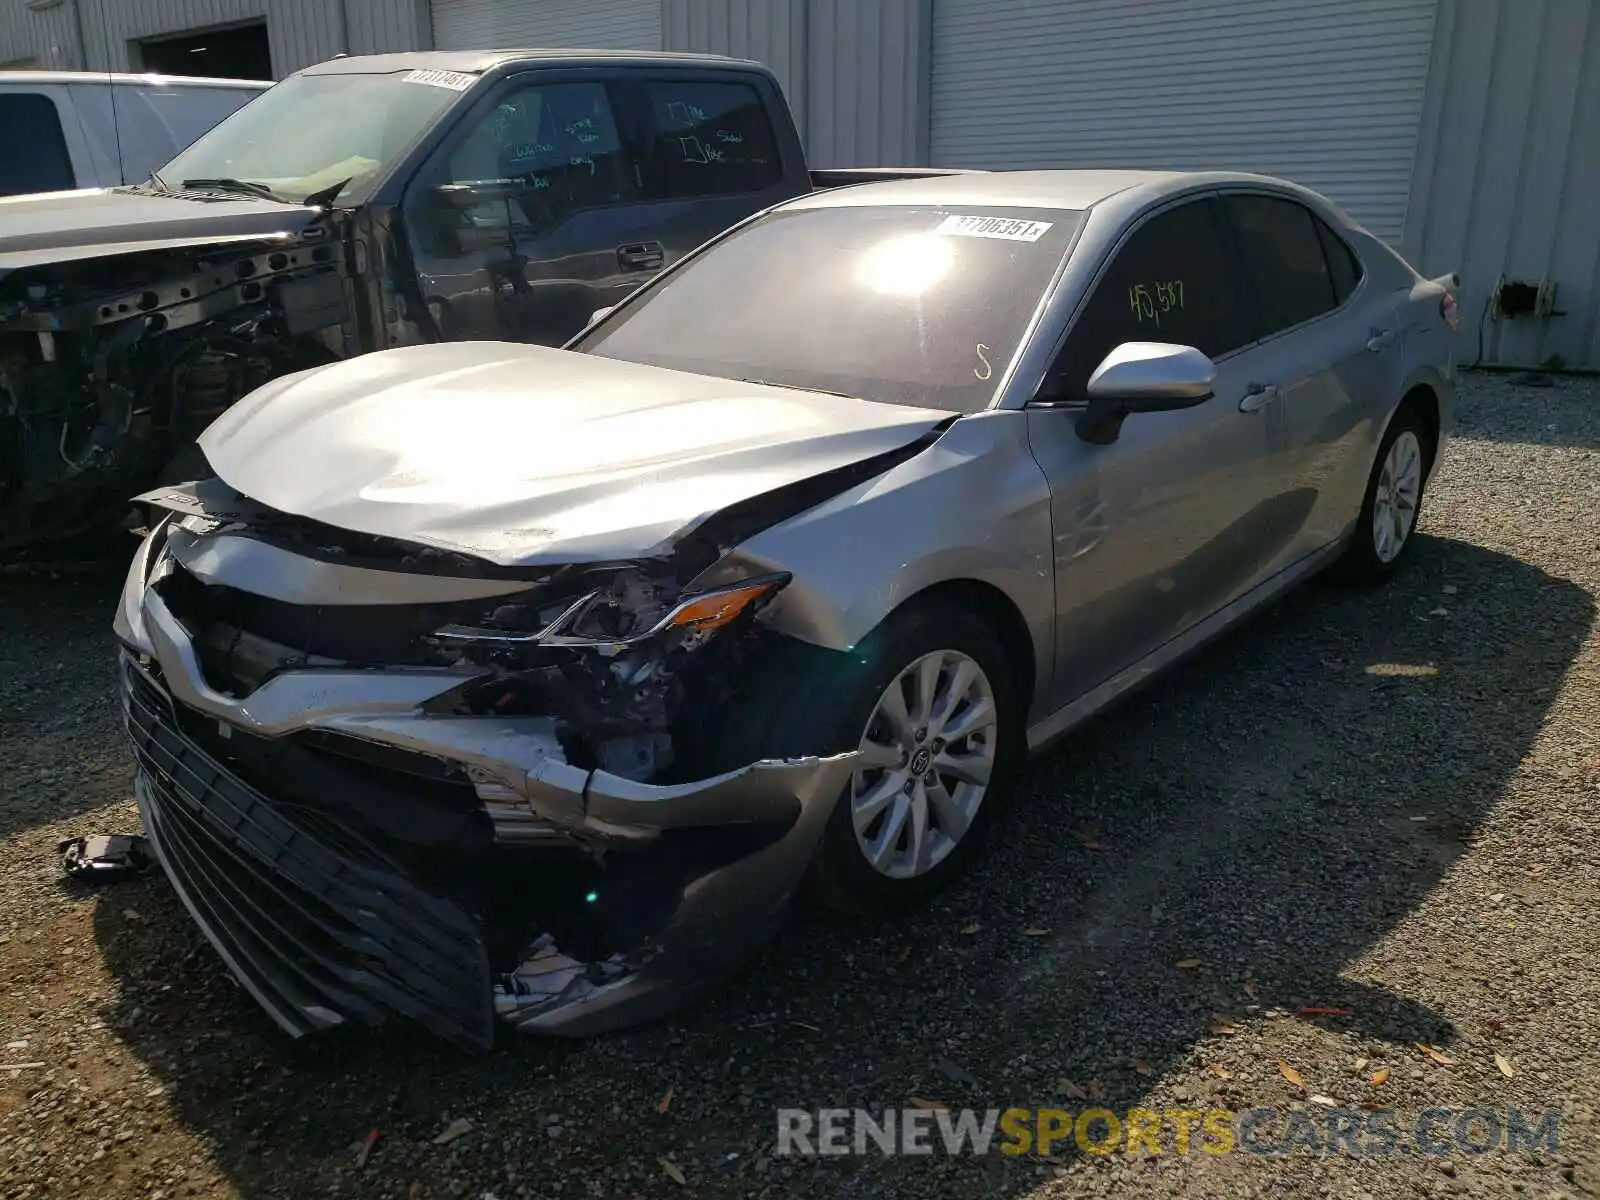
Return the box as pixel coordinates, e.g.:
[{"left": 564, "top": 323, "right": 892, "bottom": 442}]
[{"left": 702, "top": 409, "right": 1059, "bottom": 719}]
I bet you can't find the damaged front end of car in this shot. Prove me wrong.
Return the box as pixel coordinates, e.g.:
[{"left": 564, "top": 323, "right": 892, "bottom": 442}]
[
  {"left": 0, "top": 222, "right": 348, "bottom": 553},
  {"left": 113, "top": 480, "right": 859, "bottom": 1049}
]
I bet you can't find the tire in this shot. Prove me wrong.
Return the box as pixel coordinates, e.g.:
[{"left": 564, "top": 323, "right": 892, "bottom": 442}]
[
  {"left": 710, "top": 598, "right": 1024, "bottom": 915},
  {"left": 1335, "top": 403, "right": 1433, "bottom": 585}
]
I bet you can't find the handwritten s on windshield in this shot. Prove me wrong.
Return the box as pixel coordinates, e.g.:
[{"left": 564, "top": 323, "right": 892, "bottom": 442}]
[{"left": 974, "top": 343, "right": 992, "bottom": 381}]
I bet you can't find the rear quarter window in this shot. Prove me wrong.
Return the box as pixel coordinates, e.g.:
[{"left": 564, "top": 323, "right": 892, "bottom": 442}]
[
  {"left": 1225, "top": 194, "right": 1340, "bottom": 337},
  {"left": 1315, "top": 217, "right": 1364, "bottom": 304},
  {"left": 0, "top": 92, "right": 75, "bottom": 195},
  {"left": 642, "top": 79, "right": 782, "bottom": 197}
]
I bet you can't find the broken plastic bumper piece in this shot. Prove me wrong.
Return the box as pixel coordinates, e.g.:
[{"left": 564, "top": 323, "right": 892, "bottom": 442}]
[{"left": 116, "top": 578, "right": 856, "bottom": 1048}]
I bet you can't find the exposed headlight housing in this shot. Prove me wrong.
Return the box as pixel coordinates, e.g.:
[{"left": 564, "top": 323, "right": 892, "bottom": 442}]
[{"left": 427, "top": 571, "right": 791, "bottom": 654}]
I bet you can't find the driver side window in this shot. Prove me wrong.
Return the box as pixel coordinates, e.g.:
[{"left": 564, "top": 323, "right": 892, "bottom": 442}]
[
  {"left": 442, "top": 81, "right": 639, "bottom": 231},
  {"left": 1052, "top": 198, "right": 1250, "bottom": 402}
]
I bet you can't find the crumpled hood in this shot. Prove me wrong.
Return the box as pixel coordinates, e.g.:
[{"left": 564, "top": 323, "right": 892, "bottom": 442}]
[
  {"left": 0, "top": 186, "right": 319, "bottom": 274},
  {"left": 199, "top": 342, "right": 954, "bottom": 567}
]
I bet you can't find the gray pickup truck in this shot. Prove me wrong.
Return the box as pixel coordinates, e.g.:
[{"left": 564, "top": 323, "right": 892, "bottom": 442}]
[{"left": 0, "top": 49, "right": 966, "bottom": 553}]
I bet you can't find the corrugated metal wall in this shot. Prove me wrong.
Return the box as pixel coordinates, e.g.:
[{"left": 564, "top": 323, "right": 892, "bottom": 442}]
[
  {"left": 661, "top": 0, "right": 928, "bottom": 168},
  {"left": 0, "top": 0, "right": 85, "bottom": 66},
  {"left": 348, "top": 0, "right": 431, "bottom": 58},
  {"left": 431, "top": 0, "right": 661, "bottom": 54},
  {"left": 0, "top": 0, "right": 424, "bottom": 75},
  {"left": 1404, "top": 0, "right": 1600, "bottom": 370},
  {"left": 928, "top": 0, "right": 1437, "bottom": 244}
]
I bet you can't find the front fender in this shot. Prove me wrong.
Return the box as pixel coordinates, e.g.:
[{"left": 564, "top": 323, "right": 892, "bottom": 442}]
[{"left": 692, "top": 409, "right": 1057, "bottom": 715}]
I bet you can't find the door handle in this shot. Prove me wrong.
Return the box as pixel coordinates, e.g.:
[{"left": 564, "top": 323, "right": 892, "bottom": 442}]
[
  {"left": 616, "top": 241, "right": 665, "bottom": 272},
  {"left": 1366, "top": 328, "right": 1395, "bottom": 352},
  {"left": 1238, "top": 383, "right": 1280, "bottom": 413}
]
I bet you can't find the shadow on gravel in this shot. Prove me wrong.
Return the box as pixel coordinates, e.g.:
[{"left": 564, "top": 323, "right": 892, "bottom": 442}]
[{"left": 89, "top": 534, "right": 1592, "bottom": 1199}]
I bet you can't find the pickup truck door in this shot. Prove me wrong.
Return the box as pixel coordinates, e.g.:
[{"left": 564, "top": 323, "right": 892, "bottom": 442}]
[{"left": 401, "top": 68, "right": 806, "bottom": 348}]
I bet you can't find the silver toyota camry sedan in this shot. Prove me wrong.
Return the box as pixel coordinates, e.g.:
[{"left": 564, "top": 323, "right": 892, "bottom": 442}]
[{"left": 115, "top": 170, "right": 1459, "bottom": 1048}]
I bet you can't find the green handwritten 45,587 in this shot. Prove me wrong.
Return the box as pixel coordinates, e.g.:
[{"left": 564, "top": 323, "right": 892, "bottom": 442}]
[{"left": 1128, "top": 280, "right": 1185, "bottom": 326}]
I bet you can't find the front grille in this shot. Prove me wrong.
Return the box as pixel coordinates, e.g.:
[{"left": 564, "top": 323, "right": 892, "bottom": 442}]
[{"left": 121, "top": 655, "right": 495, "bottom": 1050}]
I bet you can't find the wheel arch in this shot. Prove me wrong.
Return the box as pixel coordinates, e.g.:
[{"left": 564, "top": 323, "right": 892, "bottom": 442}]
[
  {"left": 883, "top": 577, "right": 1039, "bottom": 718},
  {"left": 1398, "top": 381, "right": 1441, "bottom": 469}
]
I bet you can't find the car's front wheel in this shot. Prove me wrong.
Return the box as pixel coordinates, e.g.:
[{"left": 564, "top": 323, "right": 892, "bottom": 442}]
[{"left": 713, "top": 598, "right": 1023, "bottom": 914}]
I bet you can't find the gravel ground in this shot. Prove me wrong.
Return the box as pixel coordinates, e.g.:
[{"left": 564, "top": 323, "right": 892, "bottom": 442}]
[{"left": 1, "top": 369, "right": 1597, "bottom": 1200}]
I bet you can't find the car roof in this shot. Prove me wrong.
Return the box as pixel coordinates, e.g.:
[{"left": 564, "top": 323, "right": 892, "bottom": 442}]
[
  {"left": 299, "top": 48, "right": 764, "bottom": 76},
  {"left": 787, "top": 168, "right": 1307, "bottom": 215},
  {"left": 0, "top": 70, "right": 270, "bottom": 89}
]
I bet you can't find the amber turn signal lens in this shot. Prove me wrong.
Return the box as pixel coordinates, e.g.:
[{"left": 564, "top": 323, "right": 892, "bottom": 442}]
[{"left": 663, "top": 578, "right": 786, "bottom": 632}]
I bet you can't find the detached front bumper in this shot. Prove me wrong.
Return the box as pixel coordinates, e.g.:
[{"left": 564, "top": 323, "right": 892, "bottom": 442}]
[{"left": 114, "top": 528, "right": 856, "bottom": 1050}]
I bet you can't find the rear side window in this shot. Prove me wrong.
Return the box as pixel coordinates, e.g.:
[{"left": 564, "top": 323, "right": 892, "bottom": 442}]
[
  {"left": 1226, "top": 194, "right": 1340, "bottom": 337},
  {"left": 642, "top": 79, "right": 781, "bottom": 197},
  {"left": 0, "top": 93, "right": 75, "bottom": 196},
  {"left": 1053, "top": 198, "right": 1249, "bottom": 401},
  {"left": 1315, "top": 218, "right": 1364, "bottom": 304}
]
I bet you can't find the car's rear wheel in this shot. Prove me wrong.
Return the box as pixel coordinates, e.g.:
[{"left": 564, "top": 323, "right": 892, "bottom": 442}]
[
  {"left": 712, "top": 598, "right": 1023, "bottom": 914},
  {"left": 1336, "top": 403, "right": 1431, "bottom": 584}
]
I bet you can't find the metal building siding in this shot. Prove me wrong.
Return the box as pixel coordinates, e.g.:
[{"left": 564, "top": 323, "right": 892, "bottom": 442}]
[
  {"left": 928, "top": 0, "right": 1437, "bottom": 243},
  {"left": 1404, "top": 0, "right": 1600, "bottom": 369},
  {"left": 66, "top": 0, "right": 343, "bottom": 76},
  {"left": 805, "top": 0, "right": 928, "bottom": 167},
  {"left": 0, "top": 0, "right": 422, "bottom": 73},
  {"left": 0, "top": 0, "right": 83, "bottom": 67},
  {"left": 662, "top": 0, "right": 805, "bottom": 138},
  {"left": 429, "top": 0, "right": 661, "bottom": 51},
  {"left": 347, "top": 0, "right": 432, "bottom": 55}
]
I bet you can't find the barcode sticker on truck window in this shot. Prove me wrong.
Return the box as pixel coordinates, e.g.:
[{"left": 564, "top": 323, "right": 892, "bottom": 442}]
[
  {"left": 934, "top": 215, "right": 1053, "bottom": 242},
  {"left": 403, "top": 68, "right": 476, "bottom": 91}
]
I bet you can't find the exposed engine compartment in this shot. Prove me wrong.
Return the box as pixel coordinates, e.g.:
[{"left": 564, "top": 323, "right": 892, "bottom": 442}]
[{"left": 0, "top": 228, "right": 347, "bottom": 551}]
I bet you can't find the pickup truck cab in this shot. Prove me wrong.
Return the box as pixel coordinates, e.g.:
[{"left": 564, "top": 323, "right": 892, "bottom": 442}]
[
  {"left": 0, "top": 71, "right": 267, "bottom": 197},
  {"left": 0, "top": 50, "right": 965, "bottom": 550}
]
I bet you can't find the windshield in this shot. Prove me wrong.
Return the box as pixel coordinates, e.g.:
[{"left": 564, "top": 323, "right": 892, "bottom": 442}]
[
  {"left": 576, "top": 204, "right": 1082, "bottom": 412},
  {"left": 156, "top": 70, "right": 468, "bottom": 204}
]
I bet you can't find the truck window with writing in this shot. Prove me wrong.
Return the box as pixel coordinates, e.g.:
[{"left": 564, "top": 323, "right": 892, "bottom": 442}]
[
  {"left": 443, "top": 81, "right": 637, "bottom": 231},
  {"left": 1053, "top": 198, "right": 1249, "bottom": 402},
  {"left": 643, "top": 80, "right": 781, "bottom": 198},
  {"left": 0, "top": 92, "right": 75, "bottom": 196}
]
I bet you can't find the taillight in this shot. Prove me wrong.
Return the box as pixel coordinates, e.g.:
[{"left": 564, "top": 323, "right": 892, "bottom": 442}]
[{"left": 1440, "top": 291, "right": 1459, "bottom": 328}]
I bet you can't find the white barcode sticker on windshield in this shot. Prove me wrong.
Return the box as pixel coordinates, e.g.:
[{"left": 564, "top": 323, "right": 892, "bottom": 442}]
[
  {"left": 403, "top": 68, "right": 476, "bottom": 91},
  {"left": 934, "top": 214, "right": 1053, "bottom": 242}
]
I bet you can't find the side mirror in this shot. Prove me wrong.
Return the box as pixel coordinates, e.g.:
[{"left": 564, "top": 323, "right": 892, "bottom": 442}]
[{"left": 1075, "top": 341, "right": 1216, "bottom": 444}]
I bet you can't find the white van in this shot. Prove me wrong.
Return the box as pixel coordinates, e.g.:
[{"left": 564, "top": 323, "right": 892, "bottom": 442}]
[{"left": 0, "top": 71, "right": 269, "bottom": 197}]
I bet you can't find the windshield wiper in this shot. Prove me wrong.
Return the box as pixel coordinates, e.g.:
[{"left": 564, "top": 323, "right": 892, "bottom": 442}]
[
  {"left": 180, "top": 177, "right": 289, "bottom": 203},
  {"left": 735, "top": 377, "right": 860, "bottom": 400}
]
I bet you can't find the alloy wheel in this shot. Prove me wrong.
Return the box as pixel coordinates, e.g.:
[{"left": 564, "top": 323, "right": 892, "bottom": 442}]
[
  {"left": 1372, "top": 429, "right": 1423, "bottom": 563},
  {"left": 849, "top": 649, "right": 998, "bottom": 879}
]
